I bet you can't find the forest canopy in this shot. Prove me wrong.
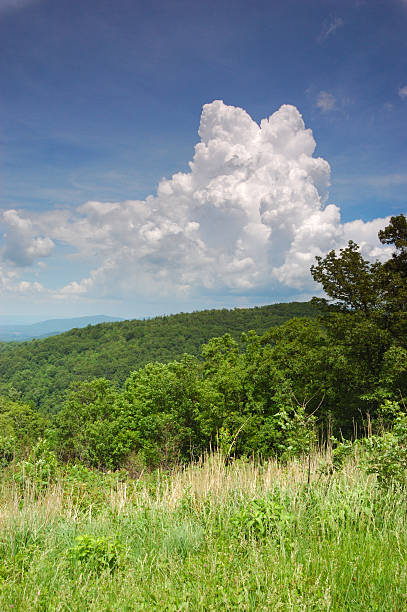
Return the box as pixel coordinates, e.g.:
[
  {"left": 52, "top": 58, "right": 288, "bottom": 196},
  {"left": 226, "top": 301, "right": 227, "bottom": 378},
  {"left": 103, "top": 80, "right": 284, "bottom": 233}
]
[{"left": 0, "top": 301, "right": 316, "bottom": 413}]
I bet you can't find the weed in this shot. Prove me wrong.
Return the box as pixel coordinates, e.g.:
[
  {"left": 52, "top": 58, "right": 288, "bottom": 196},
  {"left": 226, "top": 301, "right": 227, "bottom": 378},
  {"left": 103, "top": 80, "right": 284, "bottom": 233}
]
[
  {"left": 69, "top": 534, "right": 124, "bottom": 574},
  {"left": 230, "top": 495, "right": 294, "bottom": 539}
]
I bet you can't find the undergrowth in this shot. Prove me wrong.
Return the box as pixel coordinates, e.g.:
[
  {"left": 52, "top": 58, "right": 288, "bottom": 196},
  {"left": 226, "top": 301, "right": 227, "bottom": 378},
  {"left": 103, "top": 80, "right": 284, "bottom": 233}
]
[{"left": 0, "top": 451, "right": 406, "bottom": 611}]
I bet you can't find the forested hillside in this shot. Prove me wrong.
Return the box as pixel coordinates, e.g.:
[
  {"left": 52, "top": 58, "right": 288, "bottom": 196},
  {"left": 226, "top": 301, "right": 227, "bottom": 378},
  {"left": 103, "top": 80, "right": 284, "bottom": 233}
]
[
  {"left": 0, "top": 214, "right": 406, "bottom": 473},
  {"left": 0, "top": 301, "right": 316, "bottom": 413}
]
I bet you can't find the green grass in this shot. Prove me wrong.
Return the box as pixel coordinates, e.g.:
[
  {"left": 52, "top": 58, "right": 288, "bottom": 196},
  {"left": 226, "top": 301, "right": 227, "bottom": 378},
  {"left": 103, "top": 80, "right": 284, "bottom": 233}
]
[{"left": 0, "top": 453, "right": 406, "bottom": 611}]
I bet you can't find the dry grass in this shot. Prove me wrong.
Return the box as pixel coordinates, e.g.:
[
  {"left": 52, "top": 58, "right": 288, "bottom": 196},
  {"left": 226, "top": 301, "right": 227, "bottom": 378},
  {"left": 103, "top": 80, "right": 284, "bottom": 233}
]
[{"left": 0, "top": 452, "right": 405, "bottom": 611}]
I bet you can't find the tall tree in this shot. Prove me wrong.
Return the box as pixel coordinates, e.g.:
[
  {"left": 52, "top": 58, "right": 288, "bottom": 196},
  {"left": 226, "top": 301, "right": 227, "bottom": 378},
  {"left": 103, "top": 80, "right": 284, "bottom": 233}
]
[
  {"left": 311, "top": 213, "right": 407, "bottom": 351},
  {"left": 378, "top": 214, "right": 407, "bottom": 320},
  {"left": 378, "top": 213, "right": 407, "bottom": 277},
  {"left": 310, "top": 240, "right": 383, "bottom": 314}
]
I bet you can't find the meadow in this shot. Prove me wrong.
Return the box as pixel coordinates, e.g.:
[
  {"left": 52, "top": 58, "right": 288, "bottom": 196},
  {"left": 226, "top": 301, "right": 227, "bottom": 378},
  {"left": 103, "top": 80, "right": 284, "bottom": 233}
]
[{"left": 0, "top": 450, "right": 406, "bottom": 611}]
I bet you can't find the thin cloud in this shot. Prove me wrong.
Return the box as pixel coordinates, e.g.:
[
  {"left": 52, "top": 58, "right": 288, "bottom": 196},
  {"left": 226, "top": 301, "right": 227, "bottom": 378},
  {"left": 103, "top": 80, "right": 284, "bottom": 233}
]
[
  {"left": 316, "top": 91, "right": 336, "bottom": 112},
  {"left": 318, "top": 16, "right": 344, "bottom": 43},
  {"left": 336, "top": 173, "right": 407, "bottom": 187},
  {"left": 398, "top": 85, "right": 407, "bottom": 99},
  {"left": 0, "top": 0, "right": 39, "bottom": 13}
]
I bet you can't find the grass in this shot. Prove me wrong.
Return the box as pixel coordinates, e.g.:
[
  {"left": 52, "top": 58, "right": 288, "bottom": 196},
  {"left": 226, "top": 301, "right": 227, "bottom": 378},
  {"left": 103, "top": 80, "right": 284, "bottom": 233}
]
[{"left": 0, "top": 452, "right": 406, "bottom": 611}]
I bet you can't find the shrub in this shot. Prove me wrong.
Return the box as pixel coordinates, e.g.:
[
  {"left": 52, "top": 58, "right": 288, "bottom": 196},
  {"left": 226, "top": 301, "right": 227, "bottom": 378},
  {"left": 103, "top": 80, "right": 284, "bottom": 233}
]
[
  {"left": 331, "top": 437, "right": 355, "bottom": 471},
  {"left": 69, "top": 534, "right": 124, "bottom": 573},
  {"left": 0, "top": 435, "right": 16, "bottom": 468},
  {"left": 362, "top": 402, "right": 407, "bottom": 487},
  {"left": 14, "top": 439, "right": 60, "bottom": 493},
  {"left": 230, "top": 495, "right": 294, "bottom": 539}
]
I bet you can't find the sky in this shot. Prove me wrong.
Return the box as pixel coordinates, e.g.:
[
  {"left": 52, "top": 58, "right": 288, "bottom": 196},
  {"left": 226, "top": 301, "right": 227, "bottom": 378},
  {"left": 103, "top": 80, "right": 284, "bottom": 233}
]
[{"left": 0, "top": 0, "right": 406, "bottom": 321}]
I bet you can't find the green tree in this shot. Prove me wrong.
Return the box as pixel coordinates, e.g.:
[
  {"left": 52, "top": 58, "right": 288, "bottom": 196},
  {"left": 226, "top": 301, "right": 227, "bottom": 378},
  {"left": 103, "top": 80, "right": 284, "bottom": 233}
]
[
  {"left": 117, "top": 355, "right": 218, "bottom": 467},
  {"left": 378, "top": 213, "right": 407, "bottom": 277},
  {"left": 310, "top": 214, "right": 407, "bottom": 425},
  {"left": 310, "top": 240, "right": 383, "bottom": 314},
  {"left": 200, "top": 328, "right": 318, "bottom": 458},
  {"left": 0, "top": 396, "right": 47, "bottom": 464},
  {"left": 55, "top": 378, "right": 125, "bottom": 468},
  {"left": 378, "top": 214, "right": 407, "bottom": 338},
  {"left": 311, "top": 214, "right": 407, "bottom": 325}
]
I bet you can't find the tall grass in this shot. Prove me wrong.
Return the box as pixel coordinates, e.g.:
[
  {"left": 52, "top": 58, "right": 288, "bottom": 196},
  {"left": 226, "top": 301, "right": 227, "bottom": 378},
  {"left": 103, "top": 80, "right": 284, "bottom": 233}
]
[{"left": 0, "top": 452, "right": 406, "bottom": 611}]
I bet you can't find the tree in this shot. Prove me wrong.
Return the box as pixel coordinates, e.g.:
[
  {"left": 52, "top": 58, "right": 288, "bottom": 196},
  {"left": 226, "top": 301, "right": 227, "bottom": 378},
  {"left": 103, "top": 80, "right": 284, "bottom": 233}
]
[
  {"left": 378, "top": 214, "right": 407, "bottom": 324},
  {"left": 378, "top": 213, "right": 407, "bottom": 277},
  {"left": 117, "top": 356, "right": 218, "bottom": 466},
  {"left": 309, "top": 214, "right": 407, "bottom": 424},
  {"left": 311, "top": 215, "right": 407, "bottom": 324},
  {"left": 310, "top": 240, "right": 383, "bottom": 314},
  {"left": 0, "top": 396, "right": 47, "bottom": 464},
  {"left": 55, "top": 378, "right": 124, "bottom": 468}
]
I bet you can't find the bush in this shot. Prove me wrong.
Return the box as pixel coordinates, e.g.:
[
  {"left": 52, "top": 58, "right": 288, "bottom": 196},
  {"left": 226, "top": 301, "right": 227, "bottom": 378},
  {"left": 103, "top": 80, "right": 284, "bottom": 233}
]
[
  {"left": 230, "top": 495, "right": 294, "bottom": 539},
  {"left": 69, "top": 534, "right": 124, "bottom": 573},
  {"left": 362, "top": 402, "right": 407, "bottom": 487},
  {"left": 0, "top": 435, "right": 16, "bottom": 468},
  {"left": 14, "top": 439, "right": 60, "bottom": 493}
]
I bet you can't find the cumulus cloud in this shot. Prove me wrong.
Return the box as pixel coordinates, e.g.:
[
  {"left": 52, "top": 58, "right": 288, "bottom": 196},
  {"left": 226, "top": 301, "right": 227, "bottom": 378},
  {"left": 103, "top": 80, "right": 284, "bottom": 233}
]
[
  {"left": 0, "top": 261, "right": 44, "bottom": 297},
  {"left": 399, "top": 85, "right": 407, "bottom": 99},
  {"left": 0, "top": 100, "right": 393, "bottom": 302},
  {"left": 1, "top": 209, "right": 54, "bottom": 266},
  {"left": 343, "top": 217, "right": 393, "bottom": 261},
  {"left": 316, "top": 91, "right": 336, "bottom": 112}
]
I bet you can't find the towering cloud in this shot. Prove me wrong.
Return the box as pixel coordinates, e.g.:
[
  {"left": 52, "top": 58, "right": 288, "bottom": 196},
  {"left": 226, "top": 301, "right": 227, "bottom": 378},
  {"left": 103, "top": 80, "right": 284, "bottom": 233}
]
[{"left": 0, "top": 100, "right": 391, "bottom": 302}]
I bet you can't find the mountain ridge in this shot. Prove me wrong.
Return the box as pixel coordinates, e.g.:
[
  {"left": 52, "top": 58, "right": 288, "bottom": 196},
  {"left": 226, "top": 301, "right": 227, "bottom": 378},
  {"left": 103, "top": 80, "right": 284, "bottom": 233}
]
[
  {"left": 0, "top": 315, "right": 124, "bottom": 342},
  {"left": 0, "top": 301, "right": 318, "bottom": 412}
]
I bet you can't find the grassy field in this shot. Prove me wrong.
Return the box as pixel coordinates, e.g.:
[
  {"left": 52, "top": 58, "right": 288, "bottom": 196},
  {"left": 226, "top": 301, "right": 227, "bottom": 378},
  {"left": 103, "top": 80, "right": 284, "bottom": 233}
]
[{"left": 0, "top": 452, "right": 406, "bottom": 611}]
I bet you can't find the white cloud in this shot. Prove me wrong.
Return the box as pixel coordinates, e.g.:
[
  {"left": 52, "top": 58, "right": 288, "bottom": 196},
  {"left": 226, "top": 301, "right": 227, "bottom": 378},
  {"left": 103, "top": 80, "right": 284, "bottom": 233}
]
[
  {"left": 0, "top": 260, "right": 45, "bottom": 297},
  {"left": 318, "top": 17, "right": 344, "bottom": 43},
  {"left": 0, "top": 100, "right": 393, "bottom": 303},
  {"left": 1, "top": 209, "right": 54, "bottom": 266},
  {"left": 399, "top": 85, "right": 407, "bottom": 99},
  {"left": 316, "top": 91, "right": 336, "bottom": 112},
  {"left": 343, "top": 217, "right": 392, "bottom": 261}
]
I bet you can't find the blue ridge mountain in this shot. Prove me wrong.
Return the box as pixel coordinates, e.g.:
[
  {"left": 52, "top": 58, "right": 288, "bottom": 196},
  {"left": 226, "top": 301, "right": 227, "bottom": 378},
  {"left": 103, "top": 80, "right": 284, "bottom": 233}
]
[{"left": 0, "top": 315, "right": 124, "bottom": 342}]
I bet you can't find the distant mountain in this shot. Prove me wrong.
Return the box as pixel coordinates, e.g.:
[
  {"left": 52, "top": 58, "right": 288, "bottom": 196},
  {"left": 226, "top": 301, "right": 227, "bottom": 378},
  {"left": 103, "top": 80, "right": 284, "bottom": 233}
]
[
  {"left": 0, "top": 315, "right": 124, "bottom": 342},
  {"left": 0, "top": 301, "right": 318, "bottom": 413}
]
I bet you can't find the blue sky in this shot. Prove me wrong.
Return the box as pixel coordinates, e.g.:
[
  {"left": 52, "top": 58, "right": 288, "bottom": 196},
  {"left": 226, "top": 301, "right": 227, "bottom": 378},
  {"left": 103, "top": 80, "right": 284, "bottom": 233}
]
[{"left": 0, "top": 0, "right": 406, "bottom": 320}]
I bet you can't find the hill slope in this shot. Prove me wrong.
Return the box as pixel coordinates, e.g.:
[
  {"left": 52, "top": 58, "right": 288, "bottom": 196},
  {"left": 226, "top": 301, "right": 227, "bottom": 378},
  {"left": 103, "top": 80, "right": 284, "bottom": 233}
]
[
  {"left": 0, "top": 302, "right": 317, "bottom": 412},
  {"left": 0, "top": 315, "right": 124, "bottom": 342}
]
